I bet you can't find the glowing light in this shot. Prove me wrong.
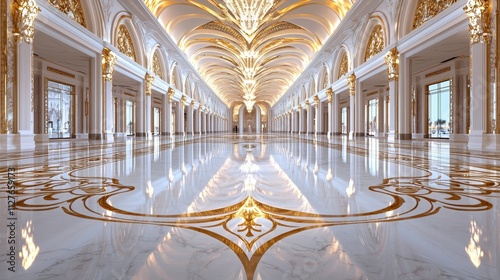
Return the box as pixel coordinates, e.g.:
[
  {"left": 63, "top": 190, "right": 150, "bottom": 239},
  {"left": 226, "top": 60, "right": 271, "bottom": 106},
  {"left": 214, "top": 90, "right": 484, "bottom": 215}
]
[
  {"left": 146, "top": 180, "right": 154, "bottom": 198},
  {"left": 244, "top": 99, "right": 256, "bottom": 113},
  {"left": 346, "top": 179, "right": 355, "bottom": 197},
  {"left": 223, "top": 0, "right": 274, "bottom": 35},
  {"left": 465, "top": 220, "right": 484, "bottom": 268},
  {"left": 19, "top": 221, "right": 39, "bottom": 270}
]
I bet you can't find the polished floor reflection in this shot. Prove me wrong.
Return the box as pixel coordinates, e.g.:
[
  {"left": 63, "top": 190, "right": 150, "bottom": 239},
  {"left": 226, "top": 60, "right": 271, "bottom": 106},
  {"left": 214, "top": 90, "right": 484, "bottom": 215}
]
[{"left": 1, "top": 134, "right": 499, "bottom": 279}]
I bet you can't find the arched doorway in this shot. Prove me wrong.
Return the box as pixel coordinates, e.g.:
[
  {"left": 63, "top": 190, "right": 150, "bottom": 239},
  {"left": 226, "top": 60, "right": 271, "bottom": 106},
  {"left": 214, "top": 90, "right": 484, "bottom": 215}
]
[{"left": 238, "top": 104, "right": 261, "bottom": 134}]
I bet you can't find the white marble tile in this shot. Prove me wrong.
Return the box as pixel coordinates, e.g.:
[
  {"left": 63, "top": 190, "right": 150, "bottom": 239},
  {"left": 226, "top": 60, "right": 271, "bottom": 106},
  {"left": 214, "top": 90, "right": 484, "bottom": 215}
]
[{"left": 0, "top": 134, "right": 499, "bottom": 279}]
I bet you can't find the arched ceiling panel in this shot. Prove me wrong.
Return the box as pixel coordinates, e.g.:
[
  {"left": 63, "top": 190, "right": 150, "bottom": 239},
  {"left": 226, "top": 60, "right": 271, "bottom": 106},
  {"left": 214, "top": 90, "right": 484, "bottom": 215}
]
[{"left": 147, "top": 0, "right": 356, "bottom": 106}]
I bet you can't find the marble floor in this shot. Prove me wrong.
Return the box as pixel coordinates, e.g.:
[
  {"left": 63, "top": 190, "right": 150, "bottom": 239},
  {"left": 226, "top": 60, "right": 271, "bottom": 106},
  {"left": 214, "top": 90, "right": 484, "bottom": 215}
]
[{"left": 0, "top": 133, "right": 499, "bottom": 280}]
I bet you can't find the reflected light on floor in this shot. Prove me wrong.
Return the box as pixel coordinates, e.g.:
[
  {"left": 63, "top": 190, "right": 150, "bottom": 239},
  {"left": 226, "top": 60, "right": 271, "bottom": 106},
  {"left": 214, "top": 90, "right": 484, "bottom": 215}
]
[
  {"left": 20, "top": 221, "right": 39, "bottom": 270},
  {"left": 465, "top": 220, "right": 484, "bottom": 268}
]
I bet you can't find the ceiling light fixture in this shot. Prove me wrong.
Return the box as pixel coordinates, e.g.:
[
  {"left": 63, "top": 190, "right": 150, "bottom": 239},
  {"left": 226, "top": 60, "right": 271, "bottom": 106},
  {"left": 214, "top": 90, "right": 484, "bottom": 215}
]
[{"left": 223, "top": 0, "right": 274, "bottom": 35}]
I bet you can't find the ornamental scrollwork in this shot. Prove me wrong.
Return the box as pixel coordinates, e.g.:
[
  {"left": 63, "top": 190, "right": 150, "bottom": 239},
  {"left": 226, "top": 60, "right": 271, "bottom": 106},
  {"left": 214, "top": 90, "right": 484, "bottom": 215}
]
[
  {"left": 338, "top": 51, "right": 348, "bottom": 78},
  {"left": 364, "top": 25, "right": 384, "bottom": 62},
  {"left": 102, "top": 48, "right": 117, "bottom": 81},
  {"left": 117, "top": 25, "right": 136, "bottom": 61},
  {"left": 46, "top": 0, "right": 87, "bottom": 28},
  {"left": 384, "top": 48, "right": 399, "bottom": 81},
  {"left": 13, "top": 0, "right": 40, "bottom": 44},
  {"left": 413, "top": 0, "right": 458, "bottom": 30},
  {"left": 463, "top": 0, "right": 491, "bottom": 44},
  {"left": 152, "top": 51, "right": 163, "bottom": 78}
]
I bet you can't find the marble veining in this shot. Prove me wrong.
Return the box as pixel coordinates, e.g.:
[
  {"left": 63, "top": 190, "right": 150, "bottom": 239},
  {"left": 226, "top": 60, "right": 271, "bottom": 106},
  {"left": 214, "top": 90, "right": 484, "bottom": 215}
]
[{"left": 0, "top": 134, "right": 499, "bottom": 279}]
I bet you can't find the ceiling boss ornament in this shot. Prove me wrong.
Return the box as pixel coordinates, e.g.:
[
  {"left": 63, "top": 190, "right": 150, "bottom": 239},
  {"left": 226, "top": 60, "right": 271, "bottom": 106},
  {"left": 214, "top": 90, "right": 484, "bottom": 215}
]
[
  {"left": 223, "top": 0, "right": 274, "bottom": 35},
  {"left": 12, "top": 0, "right": 40, "bottom": 44}
]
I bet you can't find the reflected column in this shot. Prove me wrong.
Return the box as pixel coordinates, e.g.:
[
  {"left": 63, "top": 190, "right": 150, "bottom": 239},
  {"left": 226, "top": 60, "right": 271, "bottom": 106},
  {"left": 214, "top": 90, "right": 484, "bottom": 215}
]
[{"left": 348, "top": 74, "right": 356, "bottom": 139}]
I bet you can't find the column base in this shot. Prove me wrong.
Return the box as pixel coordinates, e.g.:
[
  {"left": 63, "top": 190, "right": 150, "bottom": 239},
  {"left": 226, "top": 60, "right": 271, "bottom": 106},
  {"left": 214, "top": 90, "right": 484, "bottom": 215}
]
[
  {"left": 161, "top": 132, "right": 173, "bottom": 136},
  {"left": 136, "top": 132, "right": 152, "bottom": 138},
  {"left": 468, "top": 134, "right": 500, "bottom": 150},
  {"left": 0, "top": 134, "right": 37, "bottom": 151},
  {"left": 397, "top": 133, "right": 412, "bottom": 140},
  {"left": 174, "top": 132, "right": 184, "bottom": 135},
  {"left": 355, "top": 132, "right": 365, "bottom": 137},
  {"left": 387, "top": 131, "right": 397, "bottom": 142},
  {"left": 89, "top": 133, "right": 104, "bottom": 140}
]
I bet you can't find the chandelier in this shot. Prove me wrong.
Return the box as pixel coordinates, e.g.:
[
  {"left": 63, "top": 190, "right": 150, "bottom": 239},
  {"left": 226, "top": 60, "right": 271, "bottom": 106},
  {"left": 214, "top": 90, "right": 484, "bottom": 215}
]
[
  {"left": 243, "top": 99, "right": 256, "bottom": 113},
  {"left": 223, "top": 0, "right": 274, "bottom": 35}
]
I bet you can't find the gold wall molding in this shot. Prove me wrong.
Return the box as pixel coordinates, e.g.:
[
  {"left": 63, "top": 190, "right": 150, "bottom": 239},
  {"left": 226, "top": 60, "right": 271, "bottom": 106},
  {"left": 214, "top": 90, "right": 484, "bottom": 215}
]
[
  {"left": 12, "top": 0, "right": 40, "bottom": 44},
  {"left": 46, "top": 0, "right": 86, "bottom": 28},
  {"left": 145, "top": 73, "right": 155, "bottom": 96},
  {"left": 47, "top": 66, "right": 76, "bottom": 79},
  {"left": 425, "top": 67, "right": 451, "bottom": 78},
  {"left": 152, "top": 51, "right": 163, "bottom": 78},
  {"left": 365, "top": 25, "right": 384, "bottom": 62},
  {"left": 102, "top": 48, "right": 117, "bottom": 82},
  {"left": 117, "top": 25, "right": 136, "bottom": 61},
  {"left": 384, "top": 48, "right": 399, "bottom": 81},
  {"left": 463, "top": 0, "right": 491, "bottom": 44},
  {"left": 413, "top": 0, "right": 458, "bottom": 30},
  {"left": 338, "top": 51, "right": 348, "bottom": 79},
  {"left": 347, "top": 73, "right": 356, "bottom": 96}
]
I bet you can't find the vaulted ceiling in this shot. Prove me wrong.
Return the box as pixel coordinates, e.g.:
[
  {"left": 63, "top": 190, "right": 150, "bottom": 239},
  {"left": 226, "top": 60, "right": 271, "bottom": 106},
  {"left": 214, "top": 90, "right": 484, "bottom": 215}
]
[{"left": 144, "top": 0, "right": 355, "bottom": 108}]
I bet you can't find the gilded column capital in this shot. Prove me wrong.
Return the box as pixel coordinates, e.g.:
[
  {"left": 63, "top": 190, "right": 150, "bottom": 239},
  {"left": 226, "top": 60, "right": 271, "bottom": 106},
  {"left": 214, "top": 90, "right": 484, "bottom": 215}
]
[
  {"left": 305, "top": 100, "right": 310, "bottom": 109},
  {"left": 102, "top": 48, "right": 117, "bottom": 81},
  {"left": 464, "top": 0, "right": 491, "bottom": 44},
  {"left": 313, "top": 96, "right": 320, "bottom": 108},
  {"left": 181, "top": 95, "right": 187, "bottom": 106},
  {"left": 13, "top": 0, "right": 40, "bottom": 44},
  {"left": 325, "top": 88, "right": 333, "bottom": 103},
  {"left": 145, "top": 73, "right": 155, "bottom": 96},
  {"left": 191, "top": 100, "right": 196, "bottom": 107},
  {"left": 347, "top": 74, "right": 356, "bottom": 96},
  {"left": 384, "top": 48, "right": 399, "bottom": 81},
  {"left": 167, "top": 87, "right": 175, "bottom": 102}
]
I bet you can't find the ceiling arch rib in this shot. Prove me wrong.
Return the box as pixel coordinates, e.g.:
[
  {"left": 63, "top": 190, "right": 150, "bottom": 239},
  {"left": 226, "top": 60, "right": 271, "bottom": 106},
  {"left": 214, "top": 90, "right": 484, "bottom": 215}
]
[{"left": 147, "top": 0, "right": 356, "bottom": 108}]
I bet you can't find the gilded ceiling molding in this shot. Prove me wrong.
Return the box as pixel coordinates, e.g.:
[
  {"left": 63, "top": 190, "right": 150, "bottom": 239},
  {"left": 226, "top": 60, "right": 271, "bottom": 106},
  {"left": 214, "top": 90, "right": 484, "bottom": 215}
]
[
  {"left": 463, "top": 0, "right": 491, "bottom": 44},
  {"left": 338, "top": 51, "right": 348, "bottom": 79},
  {"left": 384, "top": 48, "right": 399, "bottom": 81},
  {"left": 325, "top": 88, "right": 333, "bottom": 103},
  {"left": 46, "top": 0, "right": 87, "bottom": 28},
  {"left": 413, "top": 0, "right": 458, "bottom": 30},
  {"left": 13, "top": 0, "right": 40, "bottom": 44},
  {"left": 117, "top": 25, "right": 136, "bottom": 62},
  {"left": 347, "top": 74, "right": 356, "bottom": 96},
  {"left": 102, "top": 48, "right": 117, "bottom": 81},
  {"left": 364, "top": 25, "right": 384, "bottom": 62},
  {"left": 152, "top": 51, "right": 162, "bottom": 78},
  {"left": 145, "top": 73, "right": 155, "bottom": 96}
]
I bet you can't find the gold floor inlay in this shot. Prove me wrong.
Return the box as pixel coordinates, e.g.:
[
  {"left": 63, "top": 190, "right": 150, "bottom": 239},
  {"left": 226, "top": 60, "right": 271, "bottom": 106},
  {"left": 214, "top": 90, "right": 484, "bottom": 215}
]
[{"left": 2, "top": 135, "right": 500, "bottom": 279}]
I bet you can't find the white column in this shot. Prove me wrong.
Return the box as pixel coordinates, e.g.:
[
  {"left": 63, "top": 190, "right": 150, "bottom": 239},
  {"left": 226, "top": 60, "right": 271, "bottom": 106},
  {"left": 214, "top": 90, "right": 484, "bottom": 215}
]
[
  {"left": 176, "top": 101, "right": 184, "bottom": 135},
  {"left": 187, "top": 104, "right": 194, "bottom": 134},
  {"left": 89, "top": 54, "right": 103, "bottom": 140},
  {"left": 145, "top": 92, "right": 151, "bottom": 137},
  {"left": 349, "top": 94, "right": 355, "bottom": 138},
  {"left": 333, "top": 93, "right": 340, "bottom": 135},
  {"left": 378, "top": 93, "right": 385, "bottom": 136},
  {"left": 306, "top": 102, "right": 313, "bottom": 134},
  {"left": 162, "top": 93, "right": 173, "bottom": 136},
  {"left": 136, "top": 81, "right": 145, "bottom": 136},
  {"left": 355, "top": 79, "right": 364, "bottom": 137},
  {"left": 397, "top": 53, "right": 411, "bottom": 139}
]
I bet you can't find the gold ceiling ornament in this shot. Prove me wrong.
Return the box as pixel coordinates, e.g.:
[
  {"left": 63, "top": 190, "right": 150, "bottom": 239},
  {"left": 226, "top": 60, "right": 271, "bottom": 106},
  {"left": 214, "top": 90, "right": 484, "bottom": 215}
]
[
  {"left": 413, "top": 0, "right": 458, "bottom": 30},
  {"left": 223, "top": 0, "right": 274, "bottom": 36},
  {"left": 152, "top": 51, "right": 163, "bottom": 78},
  {"left": 101, "top": 48, "right": 117, "bottom": 81},
  {"left": 144, "top": 73, "right": 155, "bottom": 96},
  {"left": 167, "top": 87, "right": 175, "bottom": 102},
  {"left": 244, "top": 99, "right": 256, "bottom": 113},
  {"left": 365, "top": 24, "right": 384, "bottom": 62},
  {"left": 46, "top": 0, "right": 87, "bottom": 28},
  {"left": 338, "top": 51, "right": 348, "bottom": 79},
  {"left": 325, "top": 88, "right": 333, "bottom": 103},
  {"left": 384, "top": 47, "right": 399, "bottom": 81},
  {"left": 347, "top": 73, "right": 356, "bottom": 96},
  {"left": 313, "top": 95, "right": 320, "bottom": 107},
  {"left": 117, "top": 25, "right": 136, "bottom": 61},
  {"left": 463, "top": 0, "right": 491, "bottom": 44},
  {"left": 12, "top": 0, "right": 40, "bottom": 44}
]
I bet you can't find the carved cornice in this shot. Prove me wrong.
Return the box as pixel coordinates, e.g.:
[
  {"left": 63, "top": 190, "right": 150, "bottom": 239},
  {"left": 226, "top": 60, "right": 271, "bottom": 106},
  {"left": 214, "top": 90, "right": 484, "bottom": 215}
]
[
  {"left": 384, "top": 48, "right": 399, "bottom": 81},
  {"left": 102, "top": 48, "right": 117, "bottom": 81},
  {"left": 464, "top": 0, "right": 491, "bottom": 44},
  {"left": 13, "top": 0, "right": 40, "bottom": 44}
]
